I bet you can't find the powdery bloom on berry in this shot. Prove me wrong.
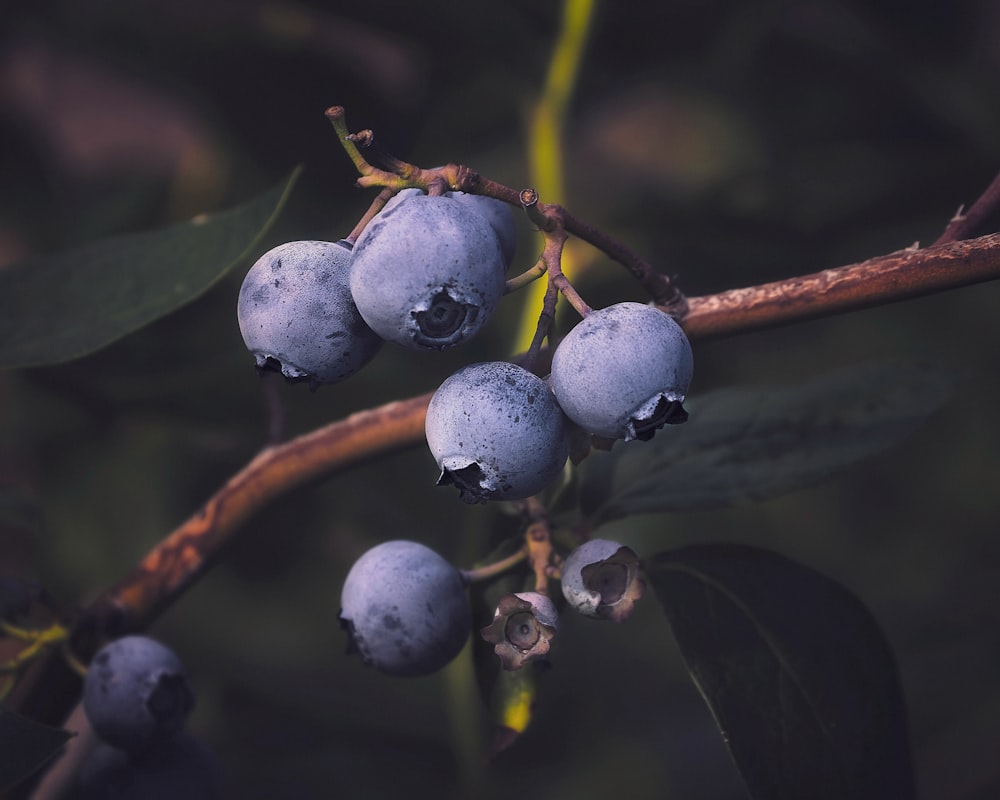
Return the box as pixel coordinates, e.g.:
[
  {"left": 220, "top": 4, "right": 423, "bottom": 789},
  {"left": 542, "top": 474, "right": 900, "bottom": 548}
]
[{"left": 561, "top": 540, "right": 645, "bottom": 623}]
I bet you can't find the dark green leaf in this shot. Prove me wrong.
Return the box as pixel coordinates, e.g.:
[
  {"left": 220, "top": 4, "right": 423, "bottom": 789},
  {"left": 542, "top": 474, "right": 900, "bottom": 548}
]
[
  {"left": 0, "top": 709, "right": 74, "bottom": 793},
  {"left": 0, "top": 167, "right": 302, "bottom": 369},
  {"left": 576, "top": 360, "right": 955, "bottom": 524},
  {"left": 648, "top": 543, "right": 914, "bottom": 800}
]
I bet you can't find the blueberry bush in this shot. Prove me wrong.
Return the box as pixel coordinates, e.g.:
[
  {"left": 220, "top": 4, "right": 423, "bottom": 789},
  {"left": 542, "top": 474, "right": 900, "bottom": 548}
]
[{"left": 2, "top": 2, "right": 1000, "bottom": 799}]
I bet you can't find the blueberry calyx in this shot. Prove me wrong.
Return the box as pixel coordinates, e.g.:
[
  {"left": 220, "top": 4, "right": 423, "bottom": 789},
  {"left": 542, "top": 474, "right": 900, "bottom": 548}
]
[{"left": 412, "top": 290, "right": 479, "bottom": 347}]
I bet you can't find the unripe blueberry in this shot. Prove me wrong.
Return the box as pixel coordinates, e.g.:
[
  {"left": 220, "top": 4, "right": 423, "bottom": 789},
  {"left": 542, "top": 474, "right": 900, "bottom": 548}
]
[
  {"left": 339, "top": 540, "right": 470, "bottom": 677},
  {"left": 82, "top": 635, "right": 195, "bottom": 754},
  {"left": 237, "top": 239, "right": 383, "bottom": 387},
  {"left": 561, "top": 539, "right": 645, "bottom": 622},
  {"left": 550, "top": 302, "right": 693, "bottom": 441},
  {"left": 77, "top": 734, "right": 222, "bottom": 800},
  {"left": 425, "top": 362, "right": 570, "bottom": 504},
  {"left": 349, "top": 194, "right": 507, "bottom": 349},
  {"left": 480, "top": 591, "right": 559, "bottom": 670}
]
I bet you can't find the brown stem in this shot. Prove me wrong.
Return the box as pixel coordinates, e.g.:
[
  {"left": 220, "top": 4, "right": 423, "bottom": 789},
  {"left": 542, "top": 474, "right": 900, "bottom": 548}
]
[
  {"left": 519, "top": 188, "right": 556, "bottom": 232},
  {"left": 933, "top": 169, "right": 1000, "bottom": 246},
  {"left": 560, "top": 208, "right": 686, "bottom": 313},
  {"left": 519, "top": 497, "right": 554, "bottom": 595},
  {"left": 551, "top": 271, "right": 591, "bottom": 318},
  {"left": 346, "top": 186, "right": 396, "bottom": 244},
  {"left": 464, "top": 174, "right": 683, "bottom": 311},
  {"left": 76, "top": 393, "right": 431, "bottom": 653},
  {"left": 677, "top": 234, "right": 1000, "bottom": 340},
  {"left": 523, "top": 277, "right": 560, "bottom": 374}
]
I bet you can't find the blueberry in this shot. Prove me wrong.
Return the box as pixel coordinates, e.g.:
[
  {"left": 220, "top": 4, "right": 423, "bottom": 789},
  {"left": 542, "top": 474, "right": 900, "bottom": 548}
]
[
  {"left": 82, "top": 636, "right": 195, "bottom": 754},
  {"left": 349, "top": 194, "right": 507, "bottom": 349},
  {"left": 76, "top": 733, "right": 222, "bottom": 800},
  {"left": 377, "top": 187, "right": 422, "bottom": 217},
  {"left": 339, "top": 540, "right": 470, "bottom": 677},
  {"left": 382, "top": 182, "right": 516, "bottom": 268},
  {"left": 424, "top": 362, "right": 570, "bottom": 503},
  {"left": 550, "top": 302, "right": 693, "bottom": 441},
  {"left": 480, "top": 591, "right": 559, "bottom": 670},
  {"left": 445, "top": 191, "right": 517, "bottom": 268},
  {"left": 237, "top": 239, "right": 383, "bottom": 387},
  {"left": 560, "top": 539, "right": 645, "bottom": 622}
]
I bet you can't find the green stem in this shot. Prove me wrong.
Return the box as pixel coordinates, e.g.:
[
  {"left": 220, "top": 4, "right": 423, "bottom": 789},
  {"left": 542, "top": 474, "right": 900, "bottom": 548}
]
[{"left": 461, "top": 548, "right": 528, "bottom": 584}]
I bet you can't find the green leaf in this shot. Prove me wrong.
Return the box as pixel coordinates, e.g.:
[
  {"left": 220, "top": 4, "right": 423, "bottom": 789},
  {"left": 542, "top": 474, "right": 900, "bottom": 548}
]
[
  {"left": 648, "top": 543, "right": 915, "bottom": 800},
  {"left": 575, "top": 360, "right": 955, "bottom": 524},
  {"left": 0, "top": 166, "right": 302, "bottom": 369},
  {"left": 0, "top": 708, "right": 74, "bottom": 793}
]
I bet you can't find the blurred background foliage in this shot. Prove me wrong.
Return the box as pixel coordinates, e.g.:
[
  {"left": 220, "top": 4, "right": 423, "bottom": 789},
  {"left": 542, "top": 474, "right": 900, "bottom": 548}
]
[{"left": 1, "top": 1, "right": 1000, "bottom": 797}]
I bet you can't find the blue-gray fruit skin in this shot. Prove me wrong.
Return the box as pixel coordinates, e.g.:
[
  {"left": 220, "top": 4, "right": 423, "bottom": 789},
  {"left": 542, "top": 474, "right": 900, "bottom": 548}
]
[
  {"left": 560, "top": 538, "right": 644, "bottom": 622},
  {"left": 550, "top": 302, "right": 693, "bottom": 441},
  {"left": 380, "top": 187, "right": 516, "bottom": 267},
  {"left": 339, "top": 540, "right": 470, "bottom": 677},
  {"left": 237, "top": 239, "right": 383, "bottom": 388},
  {"left": 446, "top": 191, "right": 517, "bottom": 268},
  {"left": 82, "top": 636, "right": 195, "bottom": 754},
  {"left": 425, "top": 362, "right": 570, "bottom": 503},
  {"left": 76, "top": 733, "right": 222, "bottom": 800},
  {"left": 349, "top": 194, "right": 507, "bottom": 350}
]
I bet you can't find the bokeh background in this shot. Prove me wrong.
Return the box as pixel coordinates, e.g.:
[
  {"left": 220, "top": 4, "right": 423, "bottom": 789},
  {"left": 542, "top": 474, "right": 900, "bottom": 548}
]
[{"left": 2, "top": 1, "right": 1000, "bottom": 797}]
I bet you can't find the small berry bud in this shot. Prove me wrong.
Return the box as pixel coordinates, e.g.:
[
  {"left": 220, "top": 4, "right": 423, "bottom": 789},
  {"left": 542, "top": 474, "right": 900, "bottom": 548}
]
[{"left": 480, "top": 591, "right": 558, "bottom": 670}]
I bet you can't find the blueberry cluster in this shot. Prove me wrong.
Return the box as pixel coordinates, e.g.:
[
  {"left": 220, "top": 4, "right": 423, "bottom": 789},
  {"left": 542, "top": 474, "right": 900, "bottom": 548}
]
[
  {"left": 424, "top": 301, "right": 692, "bottom": 503},
  {"left": 237, "top": 190, "right": 516, "bottom": 388},
  {"left": 237, "top": 181, "right": 691, "bottom": 679},
  {"left": 77, "top": 635, "right": 221, "bottom": 799},
  {"left": 338, "top": 538, "right": 645, "bottom": 677},
  {"left": 238, "top": 186, "right": 693, "bottom": 502}
]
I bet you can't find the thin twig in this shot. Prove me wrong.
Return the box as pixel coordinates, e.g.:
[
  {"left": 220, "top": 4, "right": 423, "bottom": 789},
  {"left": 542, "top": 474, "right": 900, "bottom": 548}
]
[
  {"left": 933, "top": 169, "right": 1000, "bottom": 246},
  {"left": 519, "top": 497, "right": 555, "bottom": 595},
  {"left": 461, "top": 548, "right": 528, "bottom": 584},
  {"left": 346, "top": 186, "right": 397, "bottom": 244},
  {"left": 522, "top": 277, "right": 560, "bottom": 374},
  {"left": 504, "top": 259, "right": 547, "bottom": 294}
]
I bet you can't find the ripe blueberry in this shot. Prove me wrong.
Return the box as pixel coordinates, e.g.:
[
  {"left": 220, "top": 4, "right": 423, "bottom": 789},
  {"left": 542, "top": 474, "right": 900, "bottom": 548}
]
[
  {"left": 339, "top": 540, "right": 470, "bottom": 677},
  {"left": 550, "top": 302, "right": 693, "bottom": 441},
  {"left": 560, "top": 539, "right": 645, "bottom": 622},
  {"left": 446, "top": 191, "right": 517, "bottom": 268},
  {"left": 82, "top": 635, "right": 195, "bottom": 754},
  {"left": 378, "top": 187, "right": 516, "bottom": 267},
  {"left": 424, "top": 361, "right": 570, "bottom": 503},
  {"left": 237, "top": 239, "right": 383, "bottom": 388},
  {"left": 349, "top": 194, "right": 507, "bottom": 349}
]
